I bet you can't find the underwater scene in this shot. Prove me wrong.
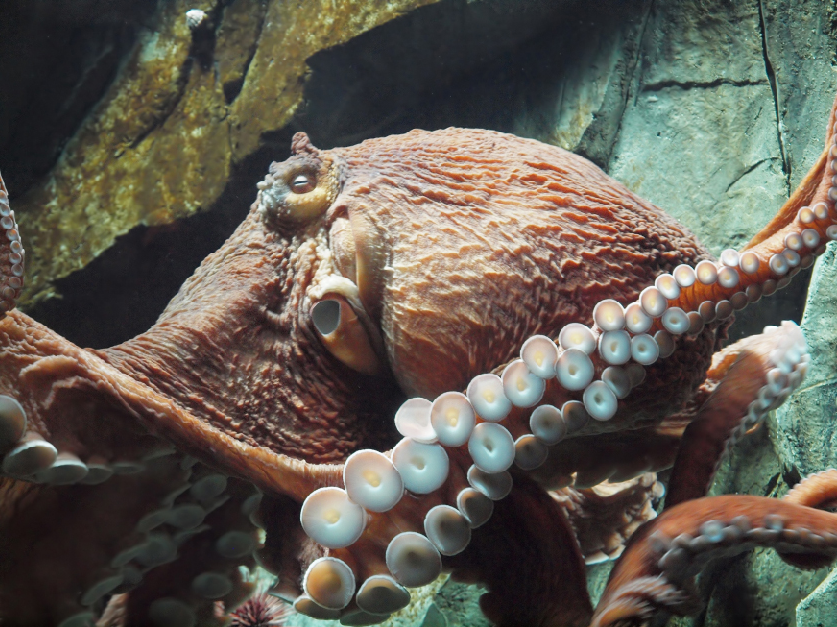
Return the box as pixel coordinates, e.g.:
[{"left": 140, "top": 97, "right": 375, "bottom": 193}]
[{"left": 1, "top": 0, "right": 837, "bottom": 625}]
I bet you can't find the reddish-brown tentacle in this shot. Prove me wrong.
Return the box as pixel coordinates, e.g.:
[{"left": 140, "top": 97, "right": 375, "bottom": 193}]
[
  {"left": 777, "top": 470, "right": 837, "bottom": 570},
  {"left": 661, "top": 92, "right": 837, "bottom": 316},
  {"left": 450, "top": 474, "right": 594, "bottom": 627},
  {"left": 0, "top": 309, "right": 341, "bottom": 502},
  {"left": 121, "top": 477, "right": 260, "bottom": 625},
  {"left": 0, "top": 457, "right": 190, "bottom": 624},
  {"left": 590, "top": 488, "right": 837, "bottom": 627},
  {"left": 665, "top": 323, "right": 808, "bottom": 507}
]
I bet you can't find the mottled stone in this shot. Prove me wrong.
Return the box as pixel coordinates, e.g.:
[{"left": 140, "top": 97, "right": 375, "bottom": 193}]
[
  {"left": 512, "top": 1, "right": 650, "bottom": 161},
  {"left": 11, "top": 0, "right": 439, "bottom": 304},
  {"left": 763, "top": 0, "right": 837, "bottom": 191},
  {"left": 427, "top": 579, "right": 489, "bottom": 627},
  {"left": 797, "top": 565, "right": 837, "bottom": 627},
  {"left": 608, "top": 0, "right": 783, "bottom": 257}
]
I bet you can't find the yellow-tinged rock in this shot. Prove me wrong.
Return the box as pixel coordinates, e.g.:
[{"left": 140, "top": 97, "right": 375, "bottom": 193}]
[{"left": 15, "top": 0, "right": 439, "bottom": 305}]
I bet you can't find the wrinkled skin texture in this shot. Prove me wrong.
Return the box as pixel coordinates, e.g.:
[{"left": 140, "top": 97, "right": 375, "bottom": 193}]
[{"left": 0, "top": 98, "right": 836, "bottom": 626}]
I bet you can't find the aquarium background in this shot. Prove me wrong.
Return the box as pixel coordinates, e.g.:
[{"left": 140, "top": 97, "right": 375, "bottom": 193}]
[{"left": 1, "top": 0, "right": 836, "bottom": 625}]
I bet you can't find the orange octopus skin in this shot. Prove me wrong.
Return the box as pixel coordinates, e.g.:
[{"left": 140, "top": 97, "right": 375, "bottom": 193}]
[{"left": 0, "top": 88, "right": 835, "bottom": 626}]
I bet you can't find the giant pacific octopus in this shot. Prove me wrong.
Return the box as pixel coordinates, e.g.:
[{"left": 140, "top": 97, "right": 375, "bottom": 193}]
[{"left": 1, "top": 85, "right": 837, "bottom": 627}]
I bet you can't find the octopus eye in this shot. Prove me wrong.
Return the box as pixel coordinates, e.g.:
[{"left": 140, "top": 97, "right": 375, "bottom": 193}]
[{"left": 290, "top": 173, "right": 316, "bottom": 194}]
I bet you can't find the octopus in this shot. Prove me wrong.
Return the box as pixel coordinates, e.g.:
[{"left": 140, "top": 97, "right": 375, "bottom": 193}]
[{"left": 0, "top": 84, "right": 836, "bottom": 627}]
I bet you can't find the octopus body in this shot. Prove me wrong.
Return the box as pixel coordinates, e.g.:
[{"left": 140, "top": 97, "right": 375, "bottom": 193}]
[{"left": 0, "top": 89, "right": 836, "bottom": 627}]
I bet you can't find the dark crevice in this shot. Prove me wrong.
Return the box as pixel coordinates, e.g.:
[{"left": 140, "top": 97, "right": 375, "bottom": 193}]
[
  {"left": 724, "top": 157, "right": 773, "bottom": 193},
  {"left": 603, "top": 0, "right": 654, "bottom": 168},
  {"left": 728, "top": 264, "right": 812, "bottom": 343},
  {"left": 0, "top": 0, "right": 157, "bottom": 195},
  {"left": 783, "top": 465, "right": 803, "bottom": 491},
  {"left": 222, "top": 0, "right": 269, "bottom": 104},
  {"left": 757, "top": 0, "right": 790, "bottom": 195},
  {"left": 25, "top": 136, "right": 293, "bottom": 349},
  {"left": 296, "top": 0, "right": 577, "bottom": 150},
  {"left": 764, "top": 472, "right": 780, "bottom": 497},
  {"left": 641, "top": 77, "right": 768, "bottom": 93}
]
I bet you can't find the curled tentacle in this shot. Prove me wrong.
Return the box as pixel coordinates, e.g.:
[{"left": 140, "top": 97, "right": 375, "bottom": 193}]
[
  {"left": 590, "top": 490, "right": 837, "bottom": 627},
  {"left": 0, "top": 170, "right": 24, "bottom": 317},
  {"left": 665, "top": 321, "right": 808, "bottom": 508},
  {"left": 777, "top": 469, "right": 837, "bottom": 570}
]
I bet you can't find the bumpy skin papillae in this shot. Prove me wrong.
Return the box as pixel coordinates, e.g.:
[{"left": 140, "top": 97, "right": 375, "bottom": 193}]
[
  {"left": 331, "top": 129, "right": 715, "bottom": 434},
  {"left": 287, "top": 94, "right": 837, "bottom": 625},
  {"left": 0, "top": 170, "right": 24, "bottom": 317},
  {"left": 590, "top": 472, "right": 837, "bottom": 627},
  {"left": 0, "top": 311, "right": 342, "bottom": 501}
]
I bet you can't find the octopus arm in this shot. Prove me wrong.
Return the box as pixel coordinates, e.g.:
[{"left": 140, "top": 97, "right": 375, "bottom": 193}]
[
  {"left": 590, "top": 479, "right": 837, "bottom": 627},
  {"left": 665, "top": 322, "right": 807, "bottom": 508},
  {"left": 117, "top": 478, "right": 261, "bottom": 625},
  {"left": 659, "top": 91, "right": 837, "bottom": 314},
  {"left": 447, "top": 474, "right": 594, "bottom": 627},
  {"left": 530, "top": 429, "right": 681, "bottom": 491},
  {"left": 0, "top": 310, "right": 340, "bottom": 503},
  {"left": 0, "top": 459, "right": 191, "bottom": 623}
]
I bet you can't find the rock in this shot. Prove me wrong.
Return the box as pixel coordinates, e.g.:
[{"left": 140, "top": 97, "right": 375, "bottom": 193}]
[
  {"left": 2, "top": 0, "right": 837, "bottom": 625},
  {"left": 609, "top": 0, "right": 784, "bottom": 257},
  {"left": 797, "top": 565, "right": 837, "bottom": 627},
  {"left": 3, "top": 0, "right": 441, "bottom": 305},
  {"left": 428, "top": 579, "right": 489, "bottom": 627}
]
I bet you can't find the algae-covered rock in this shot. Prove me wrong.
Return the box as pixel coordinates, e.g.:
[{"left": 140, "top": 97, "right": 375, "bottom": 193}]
[{"left": 7, "top": 0, "right": 439, "bottom": 304}]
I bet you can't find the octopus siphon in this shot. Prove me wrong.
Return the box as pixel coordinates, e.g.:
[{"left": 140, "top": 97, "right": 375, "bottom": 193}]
[{"left": 1, "top": 85, "right": 837, "bottom": 627}]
